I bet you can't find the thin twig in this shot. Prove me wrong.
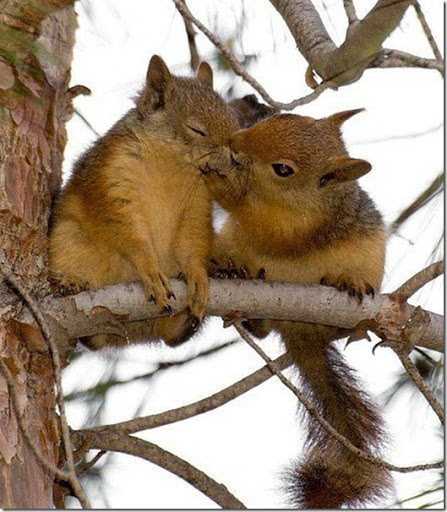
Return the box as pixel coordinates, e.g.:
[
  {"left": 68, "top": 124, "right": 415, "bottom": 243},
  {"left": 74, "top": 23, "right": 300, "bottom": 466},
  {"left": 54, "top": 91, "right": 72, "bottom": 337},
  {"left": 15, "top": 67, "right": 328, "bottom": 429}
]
[
  {"left": 391, "top": 173, "right": 443, "bottom": 233},
  {"left": 394, "top": 349, "right": 445, "bottom": 424},
  {"left": 172, "top": 0, "right": 328, "bottom": 110},
  {"left": 77, "top": 450, "right": 107, "bottom": 475},
  {"left": 234, "top": 322, "right": 443, "bottom": 474},
  {"left": 413, "top": 1, "right": 443, "bottom": 62},
  {"left": 179, "top": 0, "right": 200, "bottom": 71},
  {"left": 81, "top": 353, "right": 292, "bottom": 435},
  {"left": 393, "top": 261, "right": 444, "bottom": 300},
  {"left": 0, "top": 264, "right": 91, "bottom": 508},
  {"left": 343, "top": 0, "right": 358, "bottom": 24},
  {"left": 82, "top": 432, "right": 246, "bottom": 509}
]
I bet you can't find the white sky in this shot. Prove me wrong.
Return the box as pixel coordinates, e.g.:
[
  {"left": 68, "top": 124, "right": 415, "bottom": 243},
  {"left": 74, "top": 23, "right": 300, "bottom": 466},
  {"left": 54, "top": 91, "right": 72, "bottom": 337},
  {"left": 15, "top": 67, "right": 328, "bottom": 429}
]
[{"left": 62, "top": 0, "right": 444, "bottom": 508}]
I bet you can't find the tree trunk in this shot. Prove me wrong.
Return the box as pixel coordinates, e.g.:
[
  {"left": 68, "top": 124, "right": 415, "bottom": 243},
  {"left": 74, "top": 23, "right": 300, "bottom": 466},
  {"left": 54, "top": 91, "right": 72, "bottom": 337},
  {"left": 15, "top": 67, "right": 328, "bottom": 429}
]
[{"left": 0, "top": 2, "right": 76, "bottom": 507}]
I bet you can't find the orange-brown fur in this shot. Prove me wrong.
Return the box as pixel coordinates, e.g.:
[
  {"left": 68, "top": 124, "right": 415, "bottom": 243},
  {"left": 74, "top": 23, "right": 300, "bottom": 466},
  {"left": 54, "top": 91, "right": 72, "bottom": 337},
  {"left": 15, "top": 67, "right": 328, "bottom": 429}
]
[
  {"left": 205, "top": 110, "right": 391, "bottom": 508},
  {"left": 49, "top": 55, "right": 239, "bottom": 349}
]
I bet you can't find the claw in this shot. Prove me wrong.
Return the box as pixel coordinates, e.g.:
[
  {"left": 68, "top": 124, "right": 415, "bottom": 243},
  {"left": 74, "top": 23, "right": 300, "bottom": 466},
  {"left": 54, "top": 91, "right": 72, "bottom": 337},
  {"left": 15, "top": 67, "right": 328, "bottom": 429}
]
[
  {"left": 149, "top": 294, "right": 155, "bottom": 303},
  {"left": 257, "top": 268, "right": 266, "bottom": 280},
  {"left": 356, "top": 291, "right": 363, "bottom": 304},
  {"left": 190, "top": 315, "right": 200, "bottom": 332},
  {"left": 372, "top": 340, "right": 387, "bottom": 355},
  {"left": 163, "top": 304, "right": 174, "bottom": 316}
]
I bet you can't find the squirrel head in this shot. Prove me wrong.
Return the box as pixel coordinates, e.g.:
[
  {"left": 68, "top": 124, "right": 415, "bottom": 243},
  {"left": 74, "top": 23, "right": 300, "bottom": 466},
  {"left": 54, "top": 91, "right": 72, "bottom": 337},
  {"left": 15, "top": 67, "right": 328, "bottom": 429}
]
[
  {"left": 136, "top": 55, "right": 239, "bottom": 172},
  {"left": 222, "top": 109, "right": 371, "bottom": 211}
]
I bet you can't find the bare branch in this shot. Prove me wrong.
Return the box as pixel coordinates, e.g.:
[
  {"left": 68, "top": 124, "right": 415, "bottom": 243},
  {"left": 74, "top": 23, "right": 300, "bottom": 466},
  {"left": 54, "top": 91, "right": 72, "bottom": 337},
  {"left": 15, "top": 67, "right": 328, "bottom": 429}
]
[
  {"left": 234, "top": 323, "right": 443, "bottom": 474},
  {"left": 79, "top": 433, "right": 246, "bottom": 509},
  {"left": 343, "top": 0, "right": 358, "bottom": 24},
  {"left": 413, "top": 1, "right": 443, "bottom": 62},
  {"left": 393, "top": 349, "right": 444, "bottom": 424},
  {"left": 179, "top": 0, "right": 200, "bottom": 71},
  {"left": 270, "top": 0, "right": 415, "bottom": 86},
  {"left": 33, "top": 279, "right": 444, "bottom": 353},
  {"left": 392, "top": 173, "right": 443, "bottom": 233},
  {"left": 369, "top": 48, "right": 444, "bottom": 72},
  {"left": 0, "top": 264, "right": 91, "bottom": 508},
  {"left": 393, "top": 261, "right": 444, "bottom": 300},
  {"left": 172, "top": 0, "right": 329, "bottom": 110},
  {"left": 81, "top": 353, "right": 292, "bottom": 435}
]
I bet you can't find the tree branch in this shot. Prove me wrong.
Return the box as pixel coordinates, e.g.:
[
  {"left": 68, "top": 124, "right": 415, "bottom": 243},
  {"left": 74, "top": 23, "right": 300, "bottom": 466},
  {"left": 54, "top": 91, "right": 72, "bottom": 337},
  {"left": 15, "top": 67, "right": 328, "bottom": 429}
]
[
  {"left": 343, "top": 0, "right": 359, "bottom": 24},
  {"left": 391, "top": 173, "right": 443, "bottom": 233},
  {"left": 413, "top": 1, "right": 443, "bottom": 63},
  {"left": 79, "top": 353, "right": 292, "bottom": 435},
  {"left": 393, "top": 349, "right": 444, "bottom": 424},
  {"left": 172, "top": 0, "right": 329, "bottom": 110},
  {"left": 77, "top": 432, "right": 246, "bottom": 509},
  {"left": 393, "top": 261, "right": 444, "bottom": 300},
  {"left": 233, "top": 323, "right": 443, "bottom": 474},
  {"left": 29, "top": 278, "right": 444, "bottom": 353}
]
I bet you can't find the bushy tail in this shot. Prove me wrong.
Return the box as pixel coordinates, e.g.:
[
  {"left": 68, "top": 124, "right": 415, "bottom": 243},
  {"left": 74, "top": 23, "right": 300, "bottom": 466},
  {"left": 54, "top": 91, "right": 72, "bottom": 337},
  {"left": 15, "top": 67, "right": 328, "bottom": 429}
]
[{"left": 282, "top": 327, "right": 392, "bottom": 509}]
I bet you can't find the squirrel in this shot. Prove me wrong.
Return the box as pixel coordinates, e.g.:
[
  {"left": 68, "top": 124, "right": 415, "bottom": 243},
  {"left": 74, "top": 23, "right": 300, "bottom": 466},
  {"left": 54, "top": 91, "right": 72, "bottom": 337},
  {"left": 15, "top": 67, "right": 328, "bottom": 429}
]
[
  {"left": 204, "top": 110, "right": 391, "bottom": 508},
  {"left": 49, "top": 55, "right": 239, "bottom": 349}
]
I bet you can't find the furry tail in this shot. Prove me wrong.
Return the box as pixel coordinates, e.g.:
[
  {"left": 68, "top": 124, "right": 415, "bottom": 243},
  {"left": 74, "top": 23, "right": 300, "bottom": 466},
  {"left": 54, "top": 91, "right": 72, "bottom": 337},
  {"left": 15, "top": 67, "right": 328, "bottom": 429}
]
[{"left": 282, "top": 326, "right": 392, "bottom": 509}]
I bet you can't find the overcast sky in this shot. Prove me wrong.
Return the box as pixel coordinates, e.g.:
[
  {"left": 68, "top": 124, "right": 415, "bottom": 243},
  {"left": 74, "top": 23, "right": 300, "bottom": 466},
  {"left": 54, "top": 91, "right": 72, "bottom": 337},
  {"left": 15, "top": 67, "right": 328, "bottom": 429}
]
[{"left": 62, "top": 0, "right": 444, "bottom": 508}]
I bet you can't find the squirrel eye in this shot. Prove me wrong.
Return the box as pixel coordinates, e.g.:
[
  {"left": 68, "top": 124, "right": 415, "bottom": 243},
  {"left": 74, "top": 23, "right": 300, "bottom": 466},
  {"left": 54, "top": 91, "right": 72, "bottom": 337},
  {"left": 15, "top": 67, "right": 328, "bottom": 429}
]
[
  {"left": 186, "top": 124, "right": 207, "bottom": 137},
  {"left": 272, "top": 163, "right": 294, "bottom": 177}
]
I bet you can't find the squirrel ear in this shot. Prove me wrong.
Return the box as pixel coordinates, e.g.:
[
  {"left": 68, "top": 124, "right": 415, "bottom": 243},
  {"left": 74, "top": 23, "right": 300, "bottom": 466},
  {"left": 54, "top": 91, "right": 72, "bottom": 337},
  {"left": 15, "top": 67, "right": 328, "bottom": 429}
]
[
  {"left": 147, "top": 55, "right": 172, "bottom": 93},
  {"left": 196, "top": 62, "right": 214, "bottom": 88},
  {"left": 326, "top": 108, "right": 365, "bottom": 127},
  {"left": 319, "top": 157, "right": 371, "bottom": 188}
]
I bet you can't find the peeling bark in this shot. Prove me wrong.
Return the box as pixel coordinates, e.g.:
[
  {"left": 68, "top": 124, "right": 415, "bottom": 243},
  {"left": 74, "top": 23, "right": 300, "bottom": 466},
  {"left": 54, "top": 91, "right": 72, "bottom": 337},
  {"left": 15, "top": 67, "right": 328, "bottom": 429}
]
[{"left": 0, "top": 3, "right": 76, "bottom": 508}]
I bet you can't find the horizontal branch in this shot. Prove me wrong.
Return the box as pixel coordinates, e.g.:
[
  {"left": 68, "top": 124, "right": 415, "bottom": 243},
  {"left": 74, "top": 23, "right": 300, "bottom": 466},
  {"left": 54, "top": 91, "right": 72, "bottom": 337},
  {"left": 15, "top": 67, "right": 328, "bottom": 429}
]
[{"left": 26, "top": 278, "right": 443, "bottom": 353}]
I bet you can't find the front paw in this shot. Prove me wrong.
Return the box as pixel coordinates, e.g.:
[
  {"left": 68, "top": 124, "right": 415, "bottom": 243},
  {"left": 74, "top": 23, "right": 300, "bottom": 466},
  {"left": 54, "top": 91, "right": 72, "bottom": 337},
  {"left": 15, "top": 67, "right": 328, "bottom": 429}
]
[
  {"left": 142, "top": 271, "right": 175, "bottom": 314},
  {"left": 185, "top": 267, "right": 209, "bottom": 320},
  {"left": 320, "top": 274, "right": 375, "bottom": 304}
]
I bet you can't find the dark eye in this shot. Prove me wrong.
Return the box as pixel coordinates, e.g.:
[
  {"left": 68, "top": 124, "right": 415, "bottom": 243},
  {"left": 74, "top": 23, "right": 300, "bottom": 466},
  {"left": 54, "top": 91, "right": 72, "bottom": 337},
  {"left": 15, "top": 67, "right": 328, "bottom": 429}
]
[
  {"left": 272, "top": 163, "right": 294, "bottom": 177},
  {"left": 186, "top": 124, "right": 207, "bottom": 137}
]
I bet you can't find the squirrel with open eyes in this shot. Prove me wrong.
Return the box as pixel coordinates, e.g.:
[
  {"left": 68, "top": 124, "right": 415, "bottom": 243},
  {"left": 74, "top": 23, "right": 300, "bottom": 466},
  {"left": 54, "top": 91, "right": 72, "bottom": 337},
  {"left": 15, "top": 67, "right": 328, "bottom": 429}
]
[
  {"left": 204, "top": 107, "right": 391, "bottom": 509},
  {"left": 49, "top": 55, "right": 239, "bottom": 349}
]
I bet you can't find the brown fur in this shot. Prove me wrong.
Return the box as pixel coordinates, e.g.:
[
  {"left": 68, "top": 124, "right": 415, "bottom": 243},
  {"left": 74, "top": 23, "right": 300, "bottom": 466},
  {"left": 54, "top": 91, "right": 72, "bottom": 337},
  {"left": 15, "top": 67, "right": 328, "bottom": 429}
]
[
  {"left": 205, "top": 111, "right": 391, "bottom": 508},
  {"left": 49, "top": 55, "right": 239, "bottom": 349}
]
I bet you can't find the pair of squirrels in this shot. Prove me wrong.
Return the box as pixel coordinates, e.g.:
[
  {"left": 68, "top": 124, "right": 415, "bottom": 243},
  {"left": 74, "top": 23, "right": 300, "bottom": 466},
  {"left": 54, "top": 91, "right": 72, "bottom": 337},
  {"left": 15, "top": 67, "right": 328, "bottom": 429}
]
[{"left": 49, "top": 56, "right": 390, "bottom": 508}]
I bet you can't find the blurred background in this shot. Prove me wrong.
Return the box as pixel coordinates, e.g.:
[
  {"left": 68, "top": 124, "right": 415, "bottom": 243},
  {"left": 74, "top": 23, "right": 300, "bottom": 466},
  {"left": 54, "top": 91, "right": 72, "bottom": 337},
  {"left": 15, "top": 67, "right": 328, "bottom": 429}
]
[{"left": 61, "top": 0, "right": 444, "bottom": 508}]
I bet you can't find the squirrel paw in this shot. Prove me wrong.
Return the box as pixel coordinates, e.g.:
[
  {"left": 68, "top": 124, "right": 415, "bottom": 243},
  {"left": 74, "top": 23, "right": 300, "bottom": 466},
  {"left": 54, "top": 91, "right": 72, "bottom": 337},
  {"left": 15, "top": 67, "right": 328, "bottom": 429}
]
[
  {"left": 209, "top": 258, "right": 266, "bottom": 281},
  {"left": 142, "top": 272, "right": 175, "bottom": 312},
  {"left": 320, "top": 274, "right": 375, "bottom": 304},
  {"left": 185, "top": 267, "right": 209, "bottom": 320}
]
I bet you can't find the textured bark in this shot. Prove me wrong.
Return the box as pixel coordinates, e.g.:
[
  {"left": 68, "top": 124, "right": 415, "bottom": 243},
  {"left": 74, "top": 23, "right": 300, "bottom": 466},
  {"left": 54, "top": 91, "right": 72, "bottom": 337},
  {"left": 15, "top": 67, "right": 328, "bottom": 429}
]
[{"left": 0, "top": 2, "right": 76, "bottom": 508}]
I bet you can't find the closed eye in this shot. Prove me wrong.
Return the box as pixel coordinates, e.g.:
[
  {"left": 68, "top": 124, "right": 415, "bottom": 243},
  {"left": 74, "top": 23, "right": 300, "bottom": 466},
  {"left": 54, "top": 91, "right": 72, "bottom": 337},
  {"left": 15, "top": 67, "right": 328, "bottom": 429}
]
[{"left": 186, "top": 124, "right": 207, "bottom": 137}]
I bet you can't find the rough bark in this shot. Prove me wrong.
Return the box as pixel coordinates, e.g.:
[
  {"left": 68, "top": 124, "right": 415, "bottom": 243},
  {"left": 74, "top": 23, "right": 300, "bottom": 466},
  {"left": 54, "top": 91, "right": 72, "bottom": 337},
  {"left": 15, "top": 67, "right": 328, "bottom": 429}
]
[{"left": 0, "top": 2, "right": 76, "bottom": 507}]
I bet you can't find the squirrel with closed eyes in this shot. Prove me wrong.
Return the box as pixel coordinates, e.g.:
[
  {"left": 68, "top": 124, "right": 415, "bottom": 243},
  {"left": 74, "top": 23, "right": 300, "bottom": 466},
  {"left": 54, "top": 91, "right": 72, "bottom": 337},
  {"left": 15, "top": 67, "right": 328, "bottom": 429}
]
[
  {"left": 204, "top": 107, "right": 391, "bottom": 509},
  {"left": 49, "top": 55, "right": 239, "bottom": 349}
]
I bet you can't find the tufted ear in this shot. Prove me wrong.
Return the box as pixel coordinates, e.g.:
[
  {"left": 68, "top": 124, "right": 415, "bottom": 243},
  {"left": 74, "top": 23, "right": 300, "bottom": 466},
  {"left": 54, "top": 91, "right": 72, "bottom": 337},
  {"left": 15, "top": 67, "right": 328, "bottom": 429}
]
[
  {"left": 326, "top": 108, "right": 365, "bottom": 127},
  {"left": 319, "top": 156, "right": 371, "bottom": 188},
  {"left": 196, "top": 61, "right": 213, "bottom": 88}
]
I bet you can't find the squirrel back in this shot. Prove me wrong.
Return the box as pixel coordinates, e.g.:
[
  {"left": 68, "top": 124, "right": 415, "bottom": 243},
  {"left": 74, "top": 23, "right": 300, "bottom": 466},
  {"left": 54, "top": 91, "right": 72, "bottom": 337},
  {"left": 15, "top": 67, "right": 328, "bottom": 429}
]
[{"left": 206, "top": 109, "right": 391, "bottom": 508}]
